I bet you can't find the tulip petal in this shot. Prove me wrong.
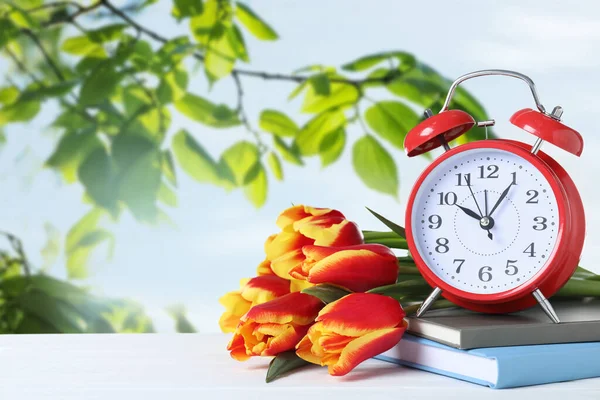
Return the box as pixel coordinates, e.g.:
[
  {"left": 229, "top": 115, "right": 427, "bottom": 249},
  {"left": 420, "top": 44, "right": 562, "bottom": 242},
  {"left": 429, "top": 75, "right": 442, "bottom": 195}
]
[
  {"left": 256, "top": 259, "right": 275, "bottom": 276},
  {"left": 290, "top": 279, "right": 313, "bottom": 292},
  {"left": 262, "top": 324, "right": 308, "bottom": 356},
  {"left": 329, "top": 327, "right": 406, "bottom": 376},
  {"left": 277, "top": 205, "right": 344, "bottom": 230},
  {"left": 241, "top": 276, "right": 291, "bottom": 304},
  {"left": 266, "top": 232, "right": 314, "bottom": 262},
  {"left": 295, "top": 218, "right": 363, "bottom": 247},
  {"left": 306, "top": 249, "right": 398, "bottom": 292},
  {"left": 317, "top": 293, "right": 405, "bottom": 337},
  {"left": 228, "top": 332, "right": 252, "bottom": 361},
  {"left": 296, "top": 334, "right": 323, "bottom": 365},
  {"left": 243, "top": 292, "right": 323, "bottom": 326},
  {"left": 270, "top": 248, "right": 306, "bottom": 279}
]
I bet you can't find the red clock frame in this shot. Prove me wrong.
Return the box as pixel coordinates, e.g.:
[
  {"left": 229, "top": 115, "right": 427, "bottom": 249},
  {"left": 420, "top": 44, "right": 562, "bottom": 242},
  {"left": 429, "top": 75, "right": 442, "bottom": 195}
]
[{"left": 405, "top": 140, "right": 585, "bottom": 314}]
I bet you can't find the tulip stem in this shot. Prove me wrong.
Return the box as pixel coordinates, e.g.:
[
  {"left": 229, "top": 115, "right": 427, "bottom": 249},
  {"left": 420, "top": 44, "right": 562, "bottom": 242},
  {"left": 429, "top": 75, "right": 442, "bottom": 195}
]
[{"left": 555, "top": 278, "right": 600, "bottom": 298}]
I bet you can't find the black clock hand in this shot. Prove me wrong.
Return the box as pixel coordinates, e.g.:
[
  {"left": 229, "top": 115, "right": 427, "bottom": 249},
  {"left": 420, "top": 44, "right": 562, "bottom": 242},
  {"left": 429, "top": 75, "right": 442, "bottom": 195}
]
[
  {"left": 456, "top": 204, "right": 481, "bottom": 221},
  {"left": 489, "top": 182, "right": 514, "bottom": 217},
  {"left": 467, "top": 182, "right": 484, "bottom": 217}
]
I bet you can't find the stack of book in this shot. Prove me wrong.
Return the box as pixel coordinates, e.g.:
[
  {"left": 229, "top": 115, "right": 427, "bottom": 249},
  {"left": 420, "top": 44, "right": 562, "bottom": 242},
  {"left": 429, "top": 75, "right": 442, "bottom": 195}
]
[{"left": 376, "top": 300, "right": 600, "bottom": 388}]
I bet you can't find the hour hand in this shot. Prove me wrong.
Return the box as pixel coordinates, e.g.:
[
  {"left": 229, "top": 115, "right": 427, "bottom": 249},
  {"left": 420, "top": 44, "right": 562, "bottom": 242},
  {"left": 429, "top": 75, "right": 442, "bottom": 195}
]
[{"left": 456, "top": 205, "right": 481, "bottom": 221}]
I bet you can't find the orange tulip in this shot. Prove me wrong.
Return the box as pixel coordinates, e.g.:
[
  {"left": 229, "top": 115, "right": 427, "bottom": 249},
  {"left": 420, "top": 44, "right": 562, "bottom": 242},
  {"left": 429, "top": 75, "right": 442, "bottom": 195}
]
[
  {"left": 228, "top": 292, "right": 324, "bottom": 361},
  {"left": 219, "top": 275, "right": 291, "bottom": 333},
  {"left": 289, "top": 244, "right": 398, "bottom": 292},
  {"left": 296, "top": 293, "right": 406, "bottom": 376},
  {"left": 266, "top": 205, "right": 363, "bottom": 280}
]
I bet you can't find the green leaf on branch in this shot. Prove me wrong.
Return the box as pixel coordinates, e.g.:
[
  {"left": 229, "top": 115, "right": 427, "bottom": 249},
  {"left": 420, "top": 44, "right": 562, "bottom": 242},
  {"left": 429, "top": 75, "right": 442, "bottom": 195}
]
[
  {"left": 230, "top": 24, "right": 250, "bottom": 62},
  {"left": 319, "top": 127, "right": 345, "bottom": 167},
  {"left": 352, "top": 135, "right": 399, "bottom": 197},
  {"left": 172, "top": 129, "right": 221, "bottom": 184},
  {"left": 158, "top": 182, "right": 178, "bottom": 207},
  {"left": 302, "top": 284, "right": 351, "bottom": 304},
  {"left": 189, "top": 0, "right": 219, "bottom": 45},
  {"left": 243, "top": 162, "right": 268, "bottom": 208},
  {"left": 88, "top": 24, "right": 127, "bottom": 43},
  {"left": 296, "top": 109, "right": 346, "bottom": 156},
  {"left": 0, "top": 86, "right": 19, "bottom": 105},
  {"left": 266, "top": 351, "right": 311, "bottom": 383},
  {"left": 62, "top": 35, "right": 107, "bottom": 58},
  {"left": 172, "top": 0, "right": 204, "bottom": 20},
  {"left": 221, "top": 141, "right": 260, "bottom": 185},
  {"left": 0, "top": 100, "right": 40, "bottom": 125},
  {"left": 309, "top": 73, "right": 331, "bottom": 96},
  {"left": 365, "top": 101, "right": 419, "bottom": 149},
  {"left": 204, "top": 24, "right": 238, "bottom": 81},
  {"left": 0, "top": 18, "right": 19, "bottom": 48},
  {"left": 235, "top": 3, "right": 278, "bottom": 41},
  {"left": 273, "top": 137, "right": 303, "bottom": 166},
  {"left": 259, "top": 109, "right": 298, "bottom": 137},
  {"left": 78, "top": 147, "right": 119, "bottom": 214},
  {"left": 366, "top": 207, "right": 406, "bottom": 238},
  {"left": 342, "top": 51, "right": 416, "bottom": 72},
  {"left": 162, "top": 150, "right": 178, "bottom": 186},
  {"left": 46, "top": 127, "right": 102, "bottom": 183},
  {"left": 157, "top": 67, "right": 189, "bottom": 104},
  {"left": 166, "top": 304, "right": 197, "bottom": 333},
  {"left": 175, "top": 93, "right": 240, "bottom": 127},
  {"left": 301, "top": 80, "right": 359, "bottom": 114},
  {"left": 267, "top": 152, "right": 283, "bottom": 181},
  {"left": 79, "top": 61, "right": 124, "bottom": 106}
]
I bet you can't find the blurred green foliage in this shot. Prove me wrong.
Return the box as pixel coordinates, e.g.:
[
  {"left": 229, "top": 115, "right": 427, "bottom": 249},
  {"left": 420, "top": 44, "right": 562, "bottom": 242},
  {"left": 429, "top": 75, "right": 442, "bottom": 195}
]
[{"left": 0, "top": 0, "right": 491, "bottom": 333}]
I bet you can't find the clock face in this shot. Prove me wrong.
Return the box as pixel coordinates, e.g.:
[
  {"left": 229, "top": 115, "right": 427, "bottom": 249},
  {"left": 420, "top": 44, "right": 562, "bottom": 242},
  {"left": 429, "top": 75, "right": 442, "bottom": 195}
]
[{"left": 411, "top": 147, "right": 560, "bottom": 295}]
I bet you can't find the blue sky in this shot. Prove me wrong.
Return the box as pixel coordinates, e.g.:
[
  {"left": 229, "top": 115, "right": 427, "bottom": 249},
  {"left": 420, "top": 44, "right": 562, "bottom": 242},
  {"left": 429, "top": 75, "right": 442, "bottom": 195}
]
[{"left": 1, "top": 0, "right": 600, "bottom": 332}]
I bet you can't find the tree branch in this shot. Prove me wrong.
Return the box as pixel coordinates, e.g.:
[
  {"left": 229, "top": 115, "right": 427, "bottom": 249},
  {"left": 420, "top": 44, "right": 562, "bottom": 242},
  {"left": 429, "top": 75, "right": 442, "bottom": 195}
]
[
  {"left": 99, "top": 0, "right": 170, "bottom": 44},
  {"left": 232, "top": 71, "right": 267, "bottom": 153},
  {"left": 28, "top": 1, "right": 84, "bottom": 13},
  {"left": 21, "top": 29, "right": 65, "bottom": 82},
  {"left": 41, "top": 0, "right": 103, "bottom": 27}
]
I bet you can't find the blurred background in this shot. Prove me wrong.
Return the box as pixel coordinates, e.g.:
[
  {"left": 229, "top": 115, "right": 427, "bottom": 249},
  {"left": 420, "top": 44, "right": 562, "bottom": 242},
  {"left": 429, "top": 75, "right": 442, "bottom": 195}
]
[{"left": 0, "top": 0, "right": 598, "bottom": 333}]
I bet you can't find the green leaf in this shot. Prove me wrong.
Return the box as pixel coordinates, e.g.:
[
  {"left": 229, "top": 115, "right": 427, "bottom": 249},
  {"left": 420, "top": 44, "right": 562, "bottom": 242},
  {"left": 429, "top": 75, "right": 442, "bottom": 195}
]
[
  {"left": 367, "top": 280, "right": 430, "bottom": 301},
  {"left": 171, "top": 129, "right": 221, "bottom": 184},
  {"left": 319, "top": 127, "right": 345, "bottom": 168},
  {"left": 46, "top": 128, "right": 102, "bottom": 182},
  {"left": 386, "top": 63, "right": 448, "bottom": 107},
  {"left": 40, "top": 223, "right": 61, "bottom": 272},
  {"left": 342, "top": 51, "right": 415, "bottom": 72},
  {"left": 259, "top": 109, "right": 298, "bottom": 137},
  {"left": 0, "top": 100, "right": 40, "bottom": 125},
  {"left": 113, "top": 135, "right": 162, "bottom": 222},
  {"left": 310, "top": 73, "right": 331, "bottom": 96},
  {"left": 288, "top": 80, "right": 308, "bottom": 100},
  {"left": 221, "top": 141, "right": 260, "bottom": 185},
  {"left": 365, "top": 101, "right": 419, "bottom": 149},
  {"left": 189, "top": 0, "right": 219, "bottom": 46},
  {"left": 158, "top": 182, "right": 178, "bottom": 207},
  {"left": 302, "top": 284, "right": 351, "bottom": 304},
  {"left": 244, "top": 162, "right": 268, "bottom": 207},
  {"left": 230, "top": 24, "right": 249, "bottom": 62},
  {"left": 266, "top": 351, "right": 311, "bottom": 383},
  {"left": 166, "top": 304, "right": 197, "bottom": 333},
  {"left": 301, "top": 81, "right": 359, "bottom": 114},
  {"left": 204, "top": 24, "right": 238, "bottom": 81},
  {"left": 78, "top": 147, "right": 119, "bottom": 214},
  {"left": 352, "top": 135, "right": 399, "bottom": 197},
  {"left": 366, "top": 207, "right": 406, "bottom": 238},
  {"left": 162, "top": 150, "right": 178, "bottom": 186},
  {"left": 156, "top": 36, "right": 196, "bottom": 67},
  {"left": 157, "top": 67, "right": 189, "bottom": 104},
  {"left": 175, "top": 93, "right": 240, "bottom": 127},
  {"left": 0, "top": 18, "right": 19, "bottom": 48},
  {"left": 0, "top": 86, "right": 19, "bottom": 105},
  {"left": 67, "top": 229, "right": 114, "bottom": 279},
  {"left": 20, "top": 80, "right": 79, "bottom": 102},
  {"left": 267, "top": 152, "right": 283, "bottom": 181},
  {"left": 66, "top": 209, "right": 105, "bottom": 254},
  {"left": 17, "top": 291, "right": 87, "bottom": 333},
  {"left": 172, "top": 0, "right": 204, "bottom": 20},
  {"left": 235, "top": 3, "right": 278, "bottom": 41},
  {"left": 88, "top": 24, "right": 127, "bottom": 43},
  {"left": 296, "top": 109, "right": 346, "bottom": 156},
  {"left": 362, "top": 230, "right": 407, "bottom": 249},
  {"left": 62, "top": 35, "right": 107, "bottom": 58},
  {"left": 79, "top": 61, "right": 124, "bottom": 106},
  {"left": 273, "top": 137, "right": 303, "bottom": 166}
]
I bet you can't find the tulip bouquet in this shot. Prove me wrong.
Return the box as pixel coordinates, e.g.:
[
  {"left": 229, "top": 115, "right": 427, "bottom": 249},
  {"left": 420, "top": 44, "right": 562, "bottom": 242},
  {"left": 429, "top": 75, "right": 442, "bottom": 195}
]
[{"left": 220, "top": 204, "right": 600, "bottom": 382}]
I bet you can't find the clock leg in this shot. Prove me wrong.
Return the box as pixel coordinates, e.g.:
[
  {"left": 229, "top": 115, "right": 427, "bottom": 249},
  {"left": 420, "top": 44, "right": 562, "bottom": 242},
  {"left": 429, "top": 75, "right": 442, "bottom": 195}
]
[
  {"left": 532, "top": 289, "right": 560, "bottom": 324},
  {"left": 416, "top": 287, "right": 442, "bottom": 318}
]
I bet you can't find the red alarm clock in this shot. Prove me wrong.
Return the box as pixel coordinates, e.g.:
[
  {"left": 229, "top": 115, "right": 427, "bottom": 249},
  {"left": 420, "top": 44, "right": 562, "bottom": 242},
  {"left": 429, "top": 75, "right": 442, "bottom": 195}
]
[{"left": 404, "top": 70, "right": 585, "bottom": 323}]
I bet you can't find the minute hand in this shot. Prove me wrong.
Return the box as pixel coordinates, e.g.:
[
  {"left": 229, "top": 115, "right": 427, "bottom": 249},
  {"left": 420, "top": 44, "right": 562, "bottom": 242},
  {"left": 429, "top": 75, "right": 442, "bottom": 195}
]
[{"left": 488, "top": 182, "right": 513, "bottom": 217}]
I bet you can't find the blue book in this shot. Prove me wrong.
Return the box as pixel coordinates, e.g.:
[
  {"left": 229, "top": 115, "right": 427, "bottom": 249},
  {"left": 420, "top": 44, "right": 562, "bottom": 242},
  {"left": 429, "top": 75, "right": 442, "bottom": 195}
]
[{"left": 376, "top": 334, "right": 600, "bottom": 389}]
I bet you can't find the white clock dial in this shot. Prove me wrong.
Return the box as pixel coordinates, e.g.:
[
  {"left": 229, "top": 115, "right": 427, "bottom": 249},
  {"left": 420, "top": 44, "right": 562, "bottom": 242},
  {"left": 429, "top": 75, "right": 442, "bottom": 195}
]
[{"left": 411, "top": 147, "right": 560, "bottom": 295}]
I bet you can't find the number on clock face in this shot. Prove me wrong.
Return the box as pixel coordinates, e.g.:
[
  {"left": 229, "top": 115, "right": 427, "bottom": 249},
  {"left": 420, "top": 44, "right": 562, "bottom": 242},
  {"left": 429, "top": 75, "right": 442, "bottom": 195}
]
[{"left": 411, "top": 148, "right": 559, "bottom": 294}]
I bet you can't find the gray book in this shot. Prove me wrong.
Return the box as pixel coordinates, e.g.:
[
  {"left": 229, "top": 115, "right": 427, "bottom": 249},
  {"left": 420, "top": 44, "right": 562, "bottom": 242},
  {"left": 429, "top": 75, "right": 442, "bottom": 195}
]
[{"left": 407, "top": 299, "right": 600, "bottom": 349}]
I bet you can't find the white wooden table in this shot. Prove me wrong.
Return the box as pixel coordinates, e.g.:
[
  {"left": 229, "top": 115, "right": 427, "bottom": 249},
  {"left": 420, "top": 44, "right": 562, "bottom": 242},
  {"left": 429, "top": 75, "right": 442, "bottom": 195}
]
[{"left": 0, "top": 334, "right": 597, "bottom": 399}]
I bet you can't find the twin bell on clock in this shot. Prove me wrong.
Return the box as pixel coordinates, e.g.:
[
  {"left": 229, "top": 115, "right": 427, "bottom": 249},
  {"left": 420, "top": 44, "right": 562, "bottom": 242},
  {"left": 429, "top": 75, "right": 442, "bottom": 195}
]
[{"left": 404, "top": 70, "right": 584, "bottom": 323}]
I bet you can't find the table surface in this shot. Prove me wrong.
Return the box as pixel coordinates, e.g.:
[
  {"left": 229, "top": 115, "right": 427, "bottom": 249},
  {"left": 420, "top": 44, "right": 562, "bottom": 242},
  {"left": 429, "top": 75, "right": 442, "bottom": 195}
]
[{"left": 0, "top": 333, "right": 598, "bottom": 399}]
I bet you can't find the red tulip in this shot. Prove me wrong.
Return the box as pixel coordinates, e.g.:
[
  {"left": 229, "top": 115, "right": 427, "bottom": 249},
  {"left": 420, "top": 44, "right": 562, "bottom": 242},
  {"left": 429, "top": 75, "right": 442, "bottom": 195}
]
[
  {"left": 219, "top": 275, "right": 291, "bottom": 333},
  {"left": 296, "top": 293, "right": 406, "bottom": 376},
  {"left": 265, "top": 205, "right": 363, "bottom": 280},
  {"left": 289, "top": 244, "right": 398, "bottom": 292},
  {"left": 228, "top": 292, "right": 324, "bottom": 361}
]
